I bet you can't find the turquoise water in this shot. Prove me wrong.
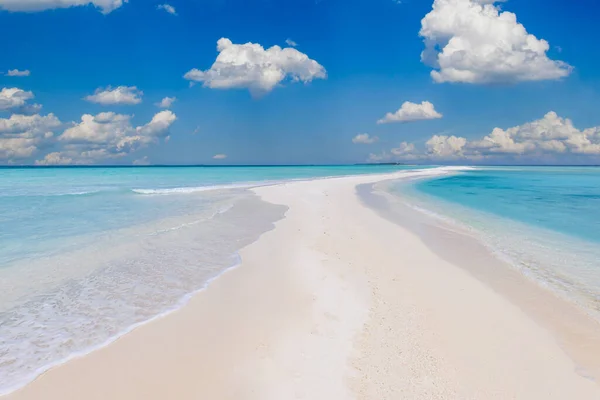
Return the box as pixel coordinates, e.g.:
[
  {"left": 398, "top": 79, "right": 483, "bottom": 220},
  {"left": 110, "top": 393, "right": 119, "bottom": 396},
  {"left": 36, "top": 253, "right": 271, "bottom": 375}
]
[
  {"left": 414, "top": 167, "right": 600, "bottom": 244},
  {"left": 0, "top": 165, "right": 408, "bottom": 394},
  {"left": 392, "top": 166, "right": 600, "bottom": 319},
  {"left": 0, "top": 166, "right": 406, "bottom": 268}
]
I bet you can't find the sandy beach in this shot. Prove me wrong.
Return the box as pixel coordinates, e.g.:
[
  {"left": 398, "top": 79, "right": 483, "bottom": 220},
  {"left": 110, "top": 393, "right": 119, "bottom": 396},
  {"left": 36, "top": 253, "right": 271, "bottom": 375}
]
[{"left": 6, "top": 169, "right": 600, "bottom": 399}]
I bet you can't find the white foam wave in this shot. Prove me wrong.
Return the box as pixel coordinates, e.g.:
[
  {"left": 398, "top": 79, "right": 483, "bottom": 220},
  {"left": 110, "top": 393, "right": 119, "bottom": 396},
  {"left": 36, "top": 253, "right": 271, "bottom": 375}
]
[{"left": 131, "top": 183, "right": 258, "bottom": 195}]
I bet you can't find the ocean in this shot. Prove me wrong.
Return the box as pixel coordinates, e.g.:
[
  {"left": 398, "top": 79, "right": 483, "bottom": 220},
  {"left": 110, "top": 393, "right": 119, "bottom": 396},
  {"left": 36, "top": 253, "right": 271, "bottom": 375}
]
[
  {"left": 387, "top": 166, "right": 600, "bottom": 319},
  {"left": 0, "top": 165, "right": 410, "bottom": 395}
]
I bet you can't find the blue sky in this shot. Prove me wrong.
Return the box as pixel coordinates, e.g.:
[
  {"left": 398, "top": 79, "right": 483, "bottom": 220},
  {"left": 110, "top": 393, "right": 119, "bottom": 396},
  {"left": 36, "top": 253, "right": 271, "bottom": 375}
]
[{"left": 1, "top": 0, "right": 600, "bottom": 165}]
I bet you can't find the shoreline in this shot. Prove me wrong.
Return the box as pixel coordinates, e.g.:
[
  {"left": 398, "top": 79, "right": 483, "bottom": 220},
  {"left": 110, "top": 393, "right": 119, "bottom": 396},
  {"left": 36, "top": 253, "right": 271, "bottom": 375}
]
[
  {"left": 5, "top": 168, "right": 600, "bottom": 399},
  {"left": 358, "top": 179, "right": 600, "bottom": 383}
]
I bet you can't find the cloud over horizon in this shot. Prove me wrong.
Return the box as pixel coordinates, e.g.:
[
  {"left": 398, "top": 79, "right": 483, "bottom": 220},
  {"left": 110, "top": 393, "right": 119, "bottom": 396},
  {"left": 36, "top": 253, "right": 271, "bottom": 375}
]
[
  {"left": 371, "top": 113, "right": 600, "bottom": 164},
  {"left": 0, "top": 110, "right": 175, "bottom": 165}
]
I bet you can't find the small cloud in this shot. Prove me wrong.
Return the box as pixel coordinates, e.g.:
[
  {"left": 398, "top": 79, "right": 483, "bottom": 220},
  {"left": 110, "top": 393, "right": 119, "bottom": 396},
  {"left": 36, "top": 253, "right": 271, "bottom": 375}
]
[
  {"left": 213, "top": 154, "right": 227, "bottom": 160},
  {"left": 85, "top": 86, "right": 143, "bottom": 106},
  {"left": 368, "top": 152, "right": 390, "bottom": 163},
  {"left": 352, "top": 133, "right": 378, "bottom": 144},
  {"left": 285, "top": 39, "right": 298, "bottom": 47},
  {"left": 155, "top": 96, "right": 176, "bottom": 108},
  {"left": 157, "top": 4, "right": 177, "bottom": 15},
  {"left": 377, "top": 101, "right": 442, "bottom": 124},
  {"left": 192, "top": 126, "right": 201, "bottom": 135},
  {"left": 133, "top": 156, "right": 151, "bottom": 165},
  {"left": 5, "top": 69, "right": 31, "bottom": 77}
]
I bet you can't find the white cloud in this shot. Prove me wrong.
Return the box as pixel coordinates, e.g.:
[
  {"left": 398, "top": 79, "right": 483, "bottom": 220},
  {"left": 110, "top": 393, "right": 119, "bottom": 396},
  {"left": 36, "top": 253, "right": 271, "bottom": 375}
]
[
  {"left": 352, "top": 133, "right": 378, "bottom": 144},
  {"left": 372, "top": 113, "right": 600, "bottom": 164},
  {"left": 469, "top": 112, "right": 600, "bottom": 156},
  {"left": 0, "top": 109, "right": 175, "bottom": 164},
  {"left": 132, "top": 156, "right": 151, "bottom": 165},
  {"left": 285, "top": 39, "right": 298, "bottom": 47},
  {"left": 213, "top": 154, "right": 227, "bottom": 160},
  {"left": 0, "top": 113, "right": 61, "bottom": 134},
  {"left": 156, "top": 96, "right": 176, "bottom": 108},
  {"left": 157, "top": 3, "right": 176, "bottom": 15},
  {"left": 35, "top": 152, "right": 76, "bottom": 166},
  {"left": 184, "top": 38, "right": 326, "bottom": 95},
  {"left": 0, "top": 113, "right": 61, "bottom": 160},
  {"left": 0, "top": 88, "right": 34, "bottom": 111},
  {"left": 85, "top": 86, "right": 143, "bottom": 106},
  {"left": 391, "top": 142, "right": 415, "bottom": 156},
  {"left": 136, "top": 110, "right": 177, "bottom": 138},
  {"left": 0, "top": 0, "right": 126, "bottom": 13},
  {"left": 426, "top": 135, "right": 467, "bottom": 157},
  {"left": 378, "top": 101, "right": 442, "bottom": 124},
  {"left": 420, "top": 0, "right": 572, "bottom": 84},
  {"left": 5, "top": 69, "right": 31, "bottom": 77},
  {"left": 49, "top": 110, "right": 176, "bottom": 164}
]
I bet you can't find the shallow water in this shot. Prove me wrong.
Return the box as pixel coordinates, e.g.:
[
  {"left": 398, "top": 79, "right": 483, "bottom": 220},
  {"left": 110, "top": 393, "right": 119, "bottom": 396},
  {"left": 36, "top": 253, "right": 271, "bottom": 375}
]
[
  {"left": 0, "top": 165, "right": 412, "bottom": 394},
  {"left": 385, "top": 167, "right": 600, "bottom": 318}
]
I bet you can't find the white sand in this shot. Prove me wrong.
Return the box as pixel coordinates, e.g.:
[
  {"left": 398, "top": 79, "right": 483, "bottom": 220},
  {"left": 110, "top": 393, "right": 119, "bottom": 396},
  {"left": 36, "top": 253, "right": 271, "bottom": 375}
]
[{"left": 6, "top": 169, "right": 600, "bottom": 399}]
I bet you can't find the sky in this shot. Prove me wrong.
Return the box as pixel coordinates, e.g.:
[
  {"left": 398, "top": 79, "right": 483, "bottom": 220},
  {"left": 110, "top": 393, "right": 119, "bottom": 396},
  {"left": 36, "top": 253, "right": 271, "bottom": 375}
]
[{"left": 1, "top": 0, "right": 600, "bottom": 165}]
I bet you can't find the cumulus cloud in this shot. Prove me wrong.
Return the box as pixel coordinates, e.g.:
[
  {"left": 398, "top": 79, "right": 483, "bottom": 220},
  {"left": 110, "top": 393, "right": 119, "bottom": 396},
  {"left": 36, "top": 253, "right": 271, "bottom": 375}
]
[
  {"left": 85, "top": 86, "right": 143, "bottom": 106},
  {"left": 184, "top": 38, "right": 326, "bottom": 95},
  {"left": 368, "top": 142, "right": 417, "bottom": 163},
  {"left": 0, "top": 109, "right": 176, "bottom": 164},
  {"left": 371, "top": 113, "right": 600, "bottom": 164},
  {"left": 0, "top": 113, "right": 61, "bottom": 160},
  {"left": 425, "top": 135, "right": 467, "bottom": 157},
  {"left": 378, "top": 101, "right": 442, "bottom": 124},
  {"left": 213, "top": 154, "right": 227, "bottom": 160},
  {"left": 156, "top": 96, "right": 176, "bottom": 108},
  {"left": 391, "top": 142, "right": 416, "bottom": 156},
  {"left": 0, "top": 88, "right": 35, "bottom": 111},
  {"left": 44, "top": 110, "right": 176, "bottom": 164},
  {"left": 419, "top": 0, "right": 572, "bottom": 84},
  {"left": 0, "top": 0, "right": 126, "bottom": 13},
  {"left": 5, "top": 69, "right": 31, "bottom": 77},
  {"left": 469, "top": 112, "right": 600, "bottom": 156},
  {"left": 35, "top": 152, "right": 76, "bottom": 166},
  {"left": 135, "top": 110, "right": 176, "bottom": 138},
  {"left": 157, "top": 3, "right": 176, "bottom": 15},
  {"left": 0, "top": 113, "right": 61, "bottom": 134},
  {"left": 352, "top": 133, "right": 378, "bottom": 144}
]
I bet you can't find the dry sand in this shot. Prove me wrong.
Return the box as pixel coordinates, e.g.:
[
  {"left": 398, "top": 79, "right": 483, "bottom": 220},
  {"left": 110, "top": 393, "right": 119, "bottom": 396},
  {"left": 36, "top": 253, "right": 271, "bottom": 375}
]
[{"left": 6, "top": 169, "right": 600, "bottom": 399}]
